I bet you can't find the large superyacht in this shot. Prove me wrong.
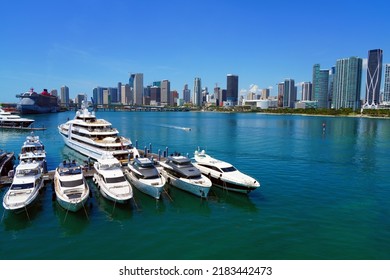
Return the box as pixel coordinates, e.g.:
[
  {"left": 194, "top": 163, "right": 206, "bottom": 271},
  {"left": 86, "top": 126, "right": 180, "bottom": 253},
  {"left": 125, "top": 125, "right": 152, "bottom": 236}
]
[{"left": 58, "top": 101, "right": 139, "bottom": 165}]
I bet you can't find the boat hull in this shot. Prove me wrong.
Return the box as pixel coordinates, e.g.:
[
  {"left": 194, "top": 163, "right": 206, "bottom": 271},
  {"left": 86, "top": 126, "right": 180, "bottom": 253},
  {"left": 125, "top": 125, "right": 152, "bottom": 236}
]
[
  {"left": 2, "top": 180, "right": 44, "bottom": 212},
  {"left": 207, "top": 175, "right": 258, "bottom": 194},
  {"left": 56, "top": 194, "right": 89, "bottom": 212},
  {"left": 93, "top": 174, "right": 132, "bottom": 204},
  {"left": 126, "top": 171, "right": 165, "bottom": 199},
  {"left": 162, "top": 171, "right": 211, "bottom": 198}
]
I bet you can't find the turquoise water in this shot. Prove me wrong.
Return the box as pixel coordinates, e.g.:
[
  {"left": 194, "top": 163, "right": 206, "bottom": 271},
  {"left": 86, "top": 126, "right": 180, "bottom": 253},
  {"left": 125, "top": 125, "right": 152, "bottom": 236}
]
[{"left": 1, "top": 111, "right": 390, "bottom": 260}]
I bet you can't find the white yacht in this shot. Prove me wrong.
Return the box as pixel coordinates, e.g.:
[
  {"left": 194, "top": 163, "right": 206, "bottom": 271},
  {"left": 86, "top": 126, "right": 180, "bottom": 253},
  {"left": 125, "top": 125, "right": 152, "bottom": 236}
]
[
  {"left": 53, "top": 160, "right": 90, "bottom": 212},
  {"left": 2, "top": 160, "right": 44, "bottom": 211},
  {"left": 193, "top": 150, "right": 260, "bottom": 194},
  {"left": 0, "top": 107, "right": 34, "bottom": 128},
  {"left": 159, "top": 155, "right": 211, "bottom": 198},
  {"left": 18, "top": 132, "right": 47, "bottom": 172},
  {"left": 58, "top": 102, "right": 139, "bottom": 165},
  {"left": 93, "top": 153, "right": 133, "bottom": 203},
  {"left": 126, "top": 157, "right": 166, "bottom": 199}
]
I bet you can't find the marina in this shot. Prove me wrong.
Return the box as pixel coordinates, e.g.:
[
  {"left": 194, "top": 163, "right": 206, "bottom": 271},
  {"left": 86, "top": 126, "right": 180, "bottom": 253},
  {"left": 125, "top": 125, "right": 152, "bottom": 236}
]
[{"left": 1, "top": 111, "right": 390, "bottom": 260}]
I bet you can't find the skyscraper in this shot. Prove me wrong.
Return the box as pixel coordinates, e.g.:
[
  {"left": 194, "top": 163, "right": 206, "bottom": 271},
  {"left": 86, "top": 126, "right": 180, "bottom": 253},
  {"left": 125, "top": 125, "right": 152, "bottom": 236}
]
[
  {"left": 364, "top": 49, "right": 383, "bottom": 107},
  {"left": 383, "top": 64, "right": 390, "bottom": 103},
  {"left": 226, "top": 74, "right": 238, "bottom": 105},
  {"left": 283, "top": 79, "right": 296, "bottom": 108},
  {"left": 301, "top": 82, "right": 312, "bottom": 101},
  {"left": 60, "top": 85, "right": 69, "bottom": 107},
  {"left": 161, "top": 80, "right": 170, "bottom": 105},
  {"left": 261, "top": 88, "right": 270, "bottom": 100},
  {"left": 193, "top": 77, "right": 202, "bottom": 106},
  {"left": 130, "top": 73, "right": 144, "bottom": 105},
  {"left": 312, "top": 64, "right": 330, "bottom": 108},
  {"left": 277, "top": 82, "right": 284, "bottom": 107},
  {"left": 183, "top": 84, "right": 191, "bottom": 103},
  {"left": 332, "top": 56, "right": 363, "bottom": 110}
]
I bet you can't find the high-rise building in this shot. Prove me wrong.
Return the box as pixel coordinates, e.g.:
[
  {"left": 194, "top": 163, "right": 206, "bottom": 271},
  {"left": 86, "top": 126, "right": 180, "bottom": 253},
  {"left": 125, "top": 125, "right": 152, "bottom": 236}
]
[
  {"left": 283, "top": 79, "right": 296, "bottom": 108},
  {"left": 312, "top": 64, "right": 330, "bottom": 108},
  {"left": 301, "top": 82, "right": 312, "bottom": 101},
  {"left": 384, "top": 64, "right": 390, "bottom": 103},
  {"left": 183, "top": 84, "right": 191, "bottom": 103},
  {"left": 130, "top": 73, "right": 143, "bottom": 105},
  {"left": 261, "top": 88, "right": 270, "bottom": 100},
  {"left": 226, "top": 74, "right": 238, "bottom": 105},
  {"left": 161, "top": 80, "right": 170, "bottom": 105},
  {"left": 328, "top": 67, "right": 336, "bottom": 106},
  {"left": 150, "top": 86, "right": 161, "bottom": 104},
  {"left": 121, "top": 84, "right": 131, "bottom": 105},
  {"left": 193, "top": 77, "right": 202, "bottom": 106},
  {"left": 277, "top": 82, "right": 284, "bottom": 107},
  {"left": 364, "top": 49, "right": 383, "bottom": 107},
  {"left": 332, "top": 56, "right": 363, "bottom": 110},
  {"left": 60, "top": 86, "right": 70, "bottom": 107}
]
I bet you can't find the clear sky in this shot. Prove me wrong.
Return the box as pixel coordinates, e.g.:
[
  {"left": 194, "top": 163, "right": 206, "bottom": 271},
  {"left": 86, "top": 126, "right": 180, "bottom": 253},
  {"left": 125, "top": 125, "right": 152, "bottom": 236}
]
[{"left": 0, "top": 0, "right": 389, "bottom": 103}]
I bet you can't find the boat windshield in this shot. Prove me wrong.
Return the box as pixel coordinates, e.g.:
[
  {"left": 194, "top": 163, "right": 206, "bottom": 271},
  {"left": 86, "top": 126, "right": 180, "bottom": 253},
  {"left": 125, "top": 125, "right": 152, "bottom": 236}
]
[
  {"left": 60, "top": 179, "right": 84, "bottom": 188},
  {"left": 221, "top": 166, "right": 237, "bottom": 172},
  {"left": 16, "top": 169, "right": 39, "bottom": 177},
  {"left": 106, "top": 176, "right": 126, "bottom": 184},
  {"left": 10, "top": 183, "right": 34, "bottom": 190}
]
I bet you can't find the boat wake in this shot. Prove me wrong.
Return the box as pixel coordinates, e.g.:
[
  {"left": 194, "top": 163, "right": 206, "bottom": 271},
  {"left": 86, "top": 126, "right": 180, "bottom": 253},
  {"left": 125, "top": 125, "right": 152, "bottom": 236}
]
[{"left": 159, "top": 124, "right": 191, "bottom": 131}]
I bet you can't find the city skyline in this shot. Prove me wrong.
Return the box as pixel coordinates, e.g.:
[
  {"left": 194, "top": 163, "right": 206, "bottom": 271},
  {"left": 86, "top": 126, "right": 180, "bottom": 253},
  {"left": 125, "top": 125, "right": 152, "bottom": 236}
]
[{"left": 1, "top": 0, "right": 389, "bottom": 103}]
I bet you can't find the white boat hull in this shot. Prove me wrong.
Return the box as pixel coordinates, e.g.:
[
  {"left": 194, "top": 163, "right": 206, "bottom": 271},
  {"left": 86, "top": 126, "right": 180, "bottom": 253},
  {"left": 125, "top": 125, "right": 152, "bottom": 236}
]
[
  {"left": 2, "top": 180, "right": 44, "bottom": 211},
  {"left": 125, "top": 171, "right": 165, "bottom": 199},
  {"left": 93, "top": 174, "right": 133, "bottom": 204},
  {"left": 161, "top": 170, "right": 211, "bottom": 198}
]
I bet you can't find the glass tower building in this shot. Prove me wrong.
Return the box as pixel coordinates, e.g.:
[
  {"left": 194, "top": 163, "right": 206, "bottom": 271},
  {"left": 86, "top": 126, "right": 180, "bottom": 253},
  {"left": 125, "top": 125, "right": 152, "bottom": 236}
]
[
  {"left": 312, "top": 64, "right": 330, "bottom": 108},
  {"left": 193, "top": 77, "right": 202, "bottom": 106},
  {"left": 332, "top": 57, "right": 362, "bottom": 110},
  {"left": 364, "top": 49, "right": 383, "bottom": 107},
  {"left": 384, "top": 64, "right": 390, "bottom": 103},
  {"left": 226, "top": 74, "right": 238, "bottom": 105}
]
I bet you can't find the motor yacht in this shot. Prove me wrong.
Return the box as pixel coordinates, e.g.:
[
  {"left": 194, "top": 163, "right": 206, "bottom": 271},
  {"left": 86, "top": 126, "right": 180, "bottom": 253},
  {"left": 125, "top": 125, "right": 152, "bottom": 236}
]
[
  {"left": 2, "top": 160, "right": 44, "bottom": 211},
  {"left": 159, "top": 155, "right": 211, "bottom": 198},
  {"left": 93, "top": 153, "right": 133, "bottom": 203},
  {"left": 0, "top": 150, "right": 15, "bottom": 176},
  {"left": 0, "top": 107, "right": 34, "bottom": 128},
  {"left": 53, "top": 160, "right": 90, "bottom": 212},
  {"left": 126, "top": 157, "right": 166, "bottom": 199},
  {"left": 58, "top": 101, "right": 139, "bottom": 165},
  {"left": 19, "top": 132, "right": 47, "bottom": 172},
  {"left": 193, "top": 150, "right": 260, "bottom": 194}
]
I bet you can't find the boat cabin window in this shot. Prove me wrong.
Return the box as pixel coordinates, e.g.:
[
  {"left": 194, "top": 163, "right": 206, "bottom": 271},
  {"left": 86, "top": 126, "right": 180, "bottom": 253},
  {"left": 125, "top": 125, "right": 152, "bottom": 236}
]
[
  {"left": 105, "top": 176, "right": 126, "bottom": 184},
  {"left": 221, "top": 166, "right": 237, "bottom": 172},
  {"left": 60, "top": 178, "right": 84, "bottom": 188},
  {"left": 10, "top": 183, "right": 34, "bottom": 190},
  {"left": 16, "top": 169, "right": 38, "bottom": 176}
]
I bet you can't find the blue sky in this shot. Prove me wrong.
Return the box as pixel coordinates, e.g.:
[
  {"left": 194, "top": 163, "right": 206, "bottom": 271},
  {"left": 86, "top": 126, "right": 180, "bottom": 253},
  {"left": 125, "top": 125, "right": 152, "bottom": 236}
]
[{"left": 0, "top": 0, "right": 388, "bottom": 102}]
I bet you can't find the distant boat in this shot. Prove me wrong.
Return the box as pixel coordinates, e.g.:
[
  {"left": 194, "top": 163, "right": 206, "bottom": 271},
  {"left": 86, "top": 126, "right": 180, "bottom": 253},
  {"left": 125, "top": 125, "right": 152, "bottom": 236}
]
[
  {"left": 53, "top": 160, "right": 90, "bottom": 212},
  {"left": 193, "top": 149, "right": 260, "bottom": 194},
  {"left": 159, "top": 155, "right": 212, "bottom": 198},
  {"left": 2, "top": 160, "right": 44, "bottom": 211},
  {"left": 0, "top": 107, "right": 35, "bottom": 128},
  {"left": 16, "top": 88, "right": 59, "bottom": 114},
  {"left": 126, "top": 157, "right": 166, "bottom": 199}
]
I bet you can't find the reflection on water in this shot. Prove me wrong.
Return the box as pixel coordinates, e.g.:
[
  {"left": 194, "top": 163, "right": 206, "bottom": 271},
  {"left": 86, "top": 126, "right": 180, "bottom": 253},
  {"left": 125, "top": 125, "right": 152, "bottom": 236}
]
[{"left": 52, "top": 202, "right": 90, "bottom": 236}]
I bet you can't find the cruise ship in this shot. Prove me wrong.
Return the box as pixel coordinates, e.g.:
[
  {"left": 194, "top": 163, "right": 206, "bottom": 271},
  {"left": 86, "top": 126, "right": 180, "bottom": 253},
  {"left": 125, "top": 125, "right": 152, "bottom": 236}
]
[
  {"left": 16, "top": 88, "right": 59, "bottom": 114},
  {"left": 58, "top": 102, "right": 139, "bottom": 165}
]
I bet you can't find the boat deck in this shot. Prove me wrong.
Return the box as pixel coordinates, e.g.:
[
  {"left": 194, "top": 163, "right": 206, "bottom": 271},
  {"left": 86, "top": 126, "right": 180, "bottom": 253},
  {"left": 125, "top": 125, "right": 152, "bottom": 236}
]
[{"left": 0, "top": 126, "right": 46, "bottom": 131}]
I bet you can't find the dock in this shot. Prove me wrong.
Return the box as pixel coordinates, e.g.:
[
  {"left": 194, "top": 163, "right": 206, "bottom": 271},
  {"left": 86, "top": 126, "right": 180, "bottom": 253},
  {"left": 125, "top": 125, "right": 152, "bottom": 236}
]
[{"left": 0, "top": 148, "right": 169, "bottom": 189}]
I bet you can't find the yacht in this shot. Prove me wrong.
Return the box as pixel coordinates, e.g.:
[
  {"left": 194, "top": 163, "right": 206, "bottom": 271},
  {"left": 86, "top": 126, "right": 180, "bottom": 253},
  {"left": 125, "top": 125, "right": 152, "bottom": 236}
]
[
  {"left": 58, "top": 101, "right": 139, "bottom": 165},
  {"left": 126, "top": 157, "right": 166, "bottom": 199},
  {"left": 0, "top": 150, "right": 14, "bottom": 176},
  {"left": 0, "top": 107, "right": 34, "bottom": 128},
  {"left": 159, "top": 155, "right": 211, "bottom": 198},
  {"left": 2, "top": 160, "right": 44, "bottom": 211},
  {"left": 93, "top": 153, "right": 133, "bottom": 203},
  {"left": 193, "top": 150, "right": 260, "bottom": 194},
  {"left": 18, "top": 132, "right": 47, "bottom": 172},
  {"left": 53, "top": 160, "right": 90, "bottom": 212}
]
